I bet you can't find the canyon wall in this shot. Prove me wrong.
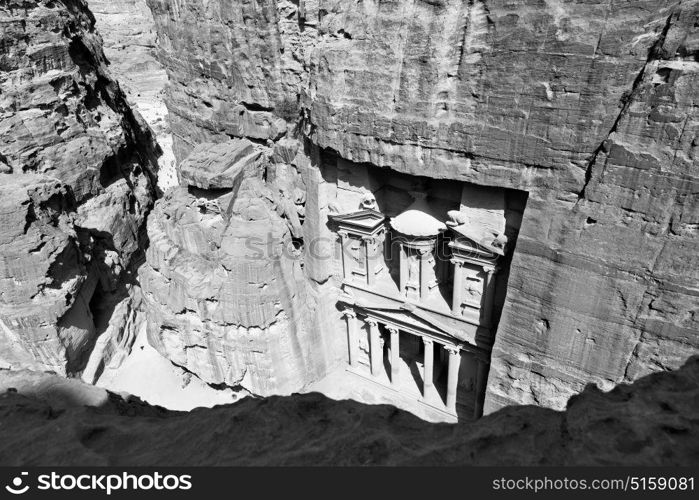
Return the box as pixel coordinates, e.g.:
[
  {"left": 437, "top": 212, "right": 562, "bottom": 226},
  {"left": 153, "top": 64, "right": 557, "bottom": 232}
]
[
  {"left": 138, "top": 0, "right": 342, "bottom": 395},
  {"left": 145, "top": 0, "right": 698, "bottom": 410},
  {"left": 0, "top": 1, "right": 159, "bottom": 377},
  {"left": 87, "top": 0, "right": 176, "bottom": 189}
]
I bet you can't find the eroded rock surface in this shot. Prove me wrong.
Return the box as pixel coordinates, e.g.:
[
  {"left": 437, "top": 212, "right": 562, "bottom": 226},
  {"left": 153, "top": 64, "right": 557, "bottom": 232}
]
[
  {"left": 0, "top": 356, "right": 697, "bottom": 465},
  {"left": 177, "top": 139, "right": 260, "bottom": 190},
  {"left": 140, "top": 138, "right": 329, "bottom": 395},
  {"left": 146, "top": 0, "right": 699, "bottom": 411},
  {"left": 88, "top": 0, "right": 175, "bottom": 190},
  {"left": 0, "top": 1, "right": 159, "bottom": 377}
]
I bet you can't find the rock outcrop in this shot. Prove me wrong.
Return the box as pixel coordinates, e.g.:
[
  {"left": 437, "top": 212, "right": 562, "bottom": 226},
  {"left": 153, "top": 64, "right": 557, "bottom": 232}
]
[
  {"left": 139, "top": 138, "right": 330, "bottom": 395},
  {"left": 0, "top": 1, "right": 159, "bottom": 377},
  {"left": 146, "top": 0, "right": 699, "bottom": 411},
  {"left": 87, "top": 0, "right": 175, "bottom": 190},
  {"left": 486, "top": 1, "right": 699, "bottom": 411},
  {"left": 1, "top": 356, "right": 698, "bottom": 465},
  {"left": 146, "top": 0, "right": 298, "bottom": 162}
]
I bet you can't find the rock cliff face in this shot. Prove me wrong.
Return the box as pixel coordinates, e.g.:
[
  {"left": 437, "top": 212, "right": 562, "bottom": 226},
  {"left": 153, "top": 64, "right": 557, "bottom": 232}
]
[
  {"left": 145, "top": 0, "right": 699, "bottom": 411},
  {"left": 87, "top": 0, "right": 175, "bottom": 190},
  {"left": 145, "top": 0, "right": 300, "bottom": 162},
  {"left": 0, "top": 1, "right": 159, "bottom": 377},
  {"left": 140, "top": 138, "right": 331, "bottom": 395}
]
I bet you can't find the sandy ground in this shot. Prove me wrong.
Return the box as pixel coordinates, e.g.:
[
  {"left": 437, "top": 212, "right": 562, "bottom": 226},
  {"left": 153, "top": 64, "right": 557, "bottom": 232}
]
[{"left": 95, "top": 326, "right": 242, "bottom": 411}]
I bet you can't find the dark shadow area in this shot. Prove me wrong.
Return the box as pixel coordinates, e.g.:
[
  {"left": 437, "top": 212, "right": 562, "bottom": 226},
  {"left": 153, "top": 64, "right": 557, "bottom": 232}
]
[
  {"left": 68, "top": 30, "right": 162, "bottom": 195},
  {"left": 435, "top": 232, "right": 453, "bottom": 306},
  {"left": 0, "top": 356, "right": 697, "bottom": 465},
  {"left": 432, "top": 351, "right": 448, "bottom": 406},
  {"left": 380, "top": 327, "right": 392, "bottom": 380},
  {"left": 490, "top": 189, "right": 529, "bottom": 333},
  {"left": 65, "top": 226, "right": 149, "bottom": 377},
  {"left": 407, "top": 359, "right": 424, "bottom": 396}
]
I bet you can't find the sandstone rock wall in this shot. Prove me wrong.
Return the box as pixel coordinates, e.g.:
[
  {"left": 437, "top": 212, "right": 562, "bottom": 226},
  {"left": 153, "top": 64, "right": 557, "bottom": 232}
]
[
  {"left": 137, "top": 0, "right": 346, "bottom": 395},
  {"left": 145, "top": 0, "right": 698, "bottom": 410},
  {"left": 87, "top": 0, "right": 176, "bottom": 190},
  {"left": 486, "top": 1, "right": 699, "bottom": 410},
  {"left": 145, "top": 0, "right": 308, "bottom": 162},
  {"left": 0, "top": 0, "right": 159, "bottom": 377},
  {"left": 140, "top": 139, "right": 331, "bottom": 395}
]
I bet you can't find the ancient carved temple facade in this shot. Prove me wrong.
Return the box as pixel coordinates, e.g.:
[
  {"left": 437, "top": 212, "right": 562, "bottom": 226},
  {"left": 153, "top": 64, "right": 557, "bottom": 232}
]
[{"left": 328, "top": 177, "right": 515, "bottom": 422}]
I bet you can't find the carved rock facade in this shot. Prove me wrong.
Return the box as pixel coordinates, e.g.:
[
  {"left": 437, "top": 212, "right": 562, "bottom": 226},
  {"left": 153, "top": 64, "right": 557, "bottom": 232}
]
[
  {"left": 87, "top": 0, "right": 175, "bottom": 189},
  {"left": 144, "top": 0, "right": 698, "bottom": 414}
]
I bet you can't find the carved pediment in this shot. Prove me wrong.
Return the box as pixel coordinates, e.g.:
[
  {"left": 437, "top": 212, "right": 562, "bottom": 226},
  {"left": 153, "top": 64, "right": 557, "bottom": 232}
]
[
  {"left": 329, "top": 209, "right": 386, "bottom": 231},
  {"left": 340, "top": 280, "right": 482, "bottom": 346},
  {"left": 350, "top": 299, "right": 461, "bottom": 337},
  {"left": 371, "top": 307, "right": 456, "bottom": 336},
  {"left": 449, "top": 225, "right": 504, "bottom": 258}
]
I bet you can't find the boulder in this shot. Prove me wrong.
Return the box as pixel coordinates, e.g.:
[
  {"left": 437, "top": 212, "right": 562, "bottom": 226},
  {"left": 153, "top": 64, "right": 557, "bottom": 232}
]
[{"left": 177, "top": 139, "right": 261, "bottom": 190}]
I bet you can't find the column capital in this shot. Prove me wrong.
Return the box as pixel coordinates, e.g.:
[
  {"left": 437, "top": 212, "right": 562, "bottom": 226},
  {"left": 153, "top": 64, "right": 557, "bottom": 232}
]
[
  {"left": 422, "top": 337, "right": 433, "bottom": 347},
  {"left": 417, "top": 248, "right": 432, "bottom": 258},
  {"left": 387, "top": 325, "right": 400, "bottom": 335},
  {"left": 337, "top": 229, "right": 349, "bottom": 238},
  {"left": 450, "top": 258, "right": 466, "bottom": 267},
  {"left": 445, "top": 345, "right": 461, "bottom": 356},
  {"left": 482, "top": 265, "right": 497, "bottom": 275},
  {"left": 364, "top": 317, "right": 378, "bottom": 328},
  {"left": 341, "top": 308, "right": 356, "bottom": 319}
]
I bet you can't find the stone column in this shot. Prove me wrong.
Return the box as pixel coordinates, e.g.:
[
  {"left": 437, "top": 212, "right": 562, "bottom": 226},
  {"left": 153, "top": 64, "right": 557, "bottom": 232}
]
[
  {"left": 342, "top": 309, "right": 358, "bottom": 368},
  {"left": 363, "top": 236, "right": 374, "bottom": 286},
  {"left": 399, "top": 244, "right": 408, "bottom": 296},
  {"left": 481, "top": 266, "right": 497, "bottom": 326},
  {"left": 366, "top": 318, "right": 381, "bottom": 377},
  {"left": 338, "top": 230, "right": 350, "bottom": 280},
  {"left": 445, "top": 346, "right": 461, "bottom": 414},
  {"left": 474, "top": 358, "right": 489, "bottom": 419},
  {"left": 419, "top": 249, "right": 430, "bottom": 299},
  {"left": 422, "top": 338, "right": 434, "bottom": 397},
  {"left": 388, "top": 326, "right": 400, "bottom": 386},
  {"left": 451, "top": 260, "right": 464, "bottom": 315}
]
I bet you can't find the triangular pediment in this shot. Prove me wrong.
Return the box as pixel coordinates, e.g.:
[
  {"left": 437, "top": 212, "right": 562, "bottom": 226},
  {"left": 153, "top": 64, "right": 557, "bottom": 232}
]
[
  {"left": 450, "top": 225, "right": 504, "bottom": 257},
  {"left": 339, "top": 288, "right": 479, "bottom": 345},
  {"left": 329, "top": 209, "right": 386, "bottom": 230},
  {"left": 358, "top": 304, "right": 459, "bottom": 338}
]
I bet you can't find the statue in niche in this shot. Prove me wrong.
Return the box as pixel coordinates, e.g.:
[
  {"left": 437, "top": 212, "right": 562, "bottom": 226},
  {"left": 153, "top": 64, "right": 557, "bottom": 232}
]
[
  {"left": 360, "top": 192, "right": 378, "bottom": 211},
  {"left": 465, "top": 277, "right": 483, "bottom": 303},
  {"left": 492, "top": 232, "right": 508, "bottom": 251},
  {"left": 447, "top": 210, "right": 468, "bottom": 226},
  {"left": 294, "top": 187, "right": 306, "bottom": 219},
  {"left": 328, "top": 201, "right": 340, "bottom": 215},
  {"left": 408, "top": 255, "right": 420, "bottom": 286},
  {"left": 358, "top": 336, "right": 369, "bottom": 354},
  {"left": 463, "top": 374, "right": 475, "bottom": 392},
  {"left": 350, "top": 240, "right": 365, "bottom": 268}
]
